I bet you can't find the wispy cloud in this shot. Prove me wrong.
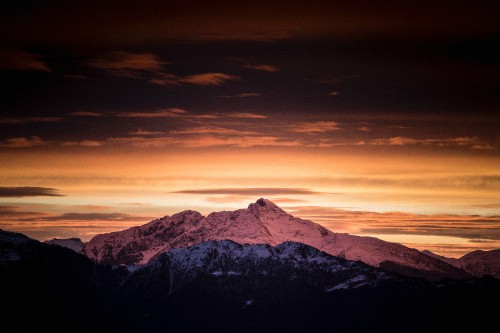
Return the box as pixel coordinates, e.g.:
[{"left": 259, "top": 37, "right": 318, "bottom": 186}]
[
  {"left": 117, "top": 108, "right": 187, "bottom": 118},
  {"left": 149, "top": 72, "right": 239, "bottom": 86},
  {"left": 0, "top": 187, "right": 64, "bottom": 197},
  {"left": 471, "top": 204, "right": 500, "bottom": 209},
  {"left": 33, "top": 212, "right": 134, "bottom": 222},
  {"left": 291, "top": 206, "right": 500, "bottom": 244},
  {"left": 291, "top": 121, "right": 340, "bottom": 134},
  {"left": 0, "top": 117, "right": 63, "bottom": 124},
  {"left": 86, "top": 51, "right": 167, "bottom": 78},
  {"left": 177, "top": 73, "right": 239, "bottom": 85},
  {"left": 226, "top": 112, "right": 267, "bottom": 119},
  {"left": 174, "top": 188, "right": 323, "bottom": 195},
  {"left": 219, "top": 93, "right": 262, "bottom": 98},
  {"left": 0, "top": 48, "right": 51, "bottom": 72},
  {"left": 129, "top": 129, "right": 168, "bottom": 136},
  {"left": 0, "top": 136, "right": 45, "bottom": 148},
  {"left": 170, "top": 126, "right": 259, "bottom": 136},
  {"left": 68, "top": 111, "right": 104, "bottom": 117},
  {"left": 230, "top": 57, "right": 280, "bottom": 73},
  {"left": 361, "top": 136, "right": 494, "bottom": 150},
  {"left": 60, "top": 140, "right": 102, "bottom": 147},
  {"left": 87, "top": 52, "right": 239, "bottom": 87},
  {"left": 243, "top": 64, "right": 280, "bottom": 72},
  {"left": 107, "top": 134, "right": 301, "bottom": 148}
]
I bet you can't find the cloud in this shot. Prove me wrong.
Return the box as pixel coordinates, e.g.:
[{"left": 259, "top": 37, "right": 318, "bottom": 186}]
[
  {"left": 178, "top": 73, "right": 239, "bottom": 85},
  {"left": 226, "top": 112, "right": 267, "bottom": 119},
  {"left": 243, "top": 64, "right": 280, "bottom": 72},
  {"left": 219, "top": 93, "right": 262, "bottom": 98},
  {"left": 38, "top": 212, "right": 134, "bottom": 221},
  {"left": 0, "top": 187, "right": 64, "bottom": 197},
  {"left": 230, "top": 57, "right": 280, "bottom": 72},
  {"left": 60, "top": 140, "right": 102, "bottom": 147},
  {"left": 108, "top": 134, "right": 301, "bottom": 148},
  {"left": 87, "top": 52, "right": 239, "bottom": 87},
  {"left": 149, "top": 72, "right": 240, "bottom": 86},
  {"left": 367, "top": 136, "right": 494, "bottom": 149},
  {"left": 148, "top": 73, "right": 180, "bottom": 86},
  {"left": 0, "top": 117, "right": 63, "bottom": 124},
  {"left": 290, "top": 206, "right": 500, "bottom": 243},
  {"left": 170, "top": 126, "right": 259, "bottom": 136},
  {"left": 129, "top": 129, "right": 168, "bottom": 136},
  {"left": 86, "top": 51, "right": 167, "bottom": 77},
  {"left": 322, "top": 175, "right": 500, "bottom": 190},
  {"left": 389, "top": 125, "right": 411, "bottom": 129},
  {"left": 291, "top": 121, "right": 340, "bottom": 133},
  {"left": 357, "top": 126, "right": 371, "bottom": 132},
  {"left": 68, "top": 111, "right": 104, "bottom": 117},
  {"left": 174, "top": 188, "right": 323, "bottom": 196},
  {"left": 0, "top": 48, "right": 51, "bottom": 72},
  {"left": 117, "top": 108, "right": 187, "bottom": 118},
  {"left": 328, "top": 91, "right": 340, "bottom": 96},
  {"left": 0, "top": 136, "right": 45, "bottom": 148},
  {"left": 472, "top": 204, "right": 500, "bottom": 209}
]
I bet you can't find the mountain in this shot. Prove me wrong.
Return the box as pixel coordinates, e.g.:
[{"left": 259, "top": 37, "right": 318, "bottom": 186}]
[
  {"left": 45, "top": 237, "right": 84, "bottom": 252},
  {"left": 84, "top": 198, "right": 469, "bottom": 280},
  {"left": 124, "top": 240, "right": 393, "bottom": 296},
  {"left": 0, "top": 229, "right": 126, "bottom": 333},
  {"left": 422, "top": 250, "right": 460, "bottom": 266},
  {"left": 459, "top": 250, "right": 500, "bottom": 278},
  {"left": 424, "top": 249, "right": 500, "bottom": 279},
  {"left": 2, "top": 229, "right": 499, "bottom": 333}
]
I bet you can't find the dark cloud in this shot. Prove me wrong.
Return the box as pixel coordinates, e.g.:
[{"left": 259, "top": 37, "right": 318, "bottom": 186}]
[
  {"left": 117, "top": 108, "right": 186, "bottom": 118},
  {"left": 86, "top": 52, "right": 239, "bottom": 86},
  {"left": 0, "top": 187, "right": 64, "bottom": 197},
  {"left": 174, "top": 188, "right": 323, "bottom": 195},
  {"left": 39, "top": 212, "right": 133, "bottom": 221},
  {"left": 290, "top": 206, "right": 500, "bottom": 242},
  {"left": 243, "top": 64, "right": 279, "bottom": 72},
  {"left": 86, "top": 51, "right": 168, "bottom": 77},
  {"left": 68, "top": 112, "right": 103, "bottom": 117},
  {"left": 363, "top": 136, "right": 494, "bottom": 150},
  {"left": 0, "top": 117, "right": 63, "bottom": 124},
  {"left": 0, "top": 137, "right": 46, "bottom": 148},
  {"left": 0, "top": 47, "right": 51, "bottom": 72}
]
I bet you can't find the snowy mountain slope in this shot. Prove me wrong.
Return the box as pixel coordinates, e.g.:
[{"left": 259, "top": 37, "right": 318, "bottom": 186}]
[
  {"left": 45, "top": 238, "right": 84, "bottom": 253},
  {"left": 424, "top": 249, "right": 500, "bottom": 279},
  {"left": 84, "top": 199, "right": 470, "bottom": 280},
  {"left": 126, "top": 240, "right": 392, "bottom": 296}
]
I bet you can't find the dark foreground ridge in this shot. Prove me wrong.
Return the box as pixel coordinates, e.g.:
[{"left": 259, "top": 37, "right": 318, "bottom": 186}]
[{"left": 1, "top": 229, "right": 499, "bottom": 333}]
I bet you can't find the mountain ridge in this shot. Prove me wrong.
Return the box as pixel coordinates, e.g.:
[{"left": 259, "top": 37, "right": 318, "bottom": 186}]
[
  {"left": 423, "top": 249, "right": 500, "bottom": 278},
  {"left": 2, "top": 228, "right": 500, "bottom": 332},
  {"left": 84, "top": 198, "right": 470, "bottom": 280}
]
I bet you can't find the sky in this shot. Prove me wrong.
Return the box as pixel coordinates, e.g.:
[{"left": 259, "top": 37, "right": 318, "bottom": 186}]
[{"left": 1, "top": 0, "right": 499, "bottom": 257}]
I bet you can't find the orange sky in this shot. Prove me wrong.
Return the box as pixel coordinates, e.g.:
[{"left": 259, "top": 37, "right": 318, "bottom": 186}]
[{"left": 1, "top": 142, "right": 499, "bottom": 257}]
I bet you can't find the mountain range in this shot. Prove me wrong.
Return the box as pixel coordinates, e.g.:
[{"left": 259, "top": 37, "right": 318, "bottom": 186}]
[
  {"left": 2, "top": 199, "right": 500, "bottom": 332},
  {"left": 423, "top": 249, "right": 500, "bottom": 279},
  {"left": 83, "top": 198, "right": 471, "bottom": 280},
  {"left": 2, "top": 226, "right": 499, "bottom": 332}
]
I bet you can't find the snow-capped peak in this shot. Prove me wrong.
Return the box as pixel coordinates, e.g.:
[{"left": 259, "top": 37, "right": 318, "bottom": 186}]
[
  {"left": 248, "top": 198, "right": 285, "bottom": 214},
  {"left": 83, "top": 199, "right": 470, "bottom": 280}
]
